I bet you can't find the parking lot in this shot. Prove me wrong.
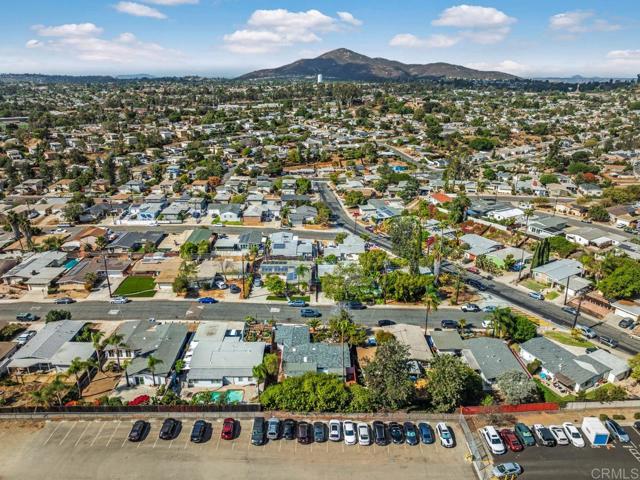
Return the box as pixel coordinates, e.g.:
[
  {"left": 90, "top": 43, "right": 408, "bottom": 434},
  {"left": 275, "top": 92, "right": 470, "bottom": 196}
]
[
  {"left": 0, "top": 418, "right": 475, "bottom": 480},
  {"left": 488, "top": 425, "right": 640, "bottom": 479}
]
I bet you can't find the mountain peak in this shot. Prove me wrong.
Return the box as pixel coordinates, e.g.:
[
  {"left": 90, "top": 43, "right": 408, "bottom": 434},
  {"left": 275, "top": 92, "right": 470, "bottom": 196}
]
[{"left": 317, "top": 48, "right": 370, "bottom": 62}]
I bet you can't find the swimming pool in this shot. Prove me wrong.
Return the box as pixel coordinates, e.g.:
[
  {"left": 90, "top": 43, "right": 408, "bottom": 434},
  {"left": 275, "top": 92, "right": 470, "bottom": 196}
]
[
  {"left": 64, "top": 259, "right": 79, "bottom": 270},
  {"left": 210, "top": 389, "right": 244, "bottom": 404}
]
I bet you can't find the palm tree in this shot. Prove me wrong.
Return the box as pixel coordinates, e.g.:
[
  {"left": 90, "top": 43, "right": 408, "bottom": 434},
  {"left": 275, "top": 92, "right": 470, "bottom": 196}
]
[
  {"left": 90, "top": 331, "right": 105, "bottom": 372},
  {"left": 121, "top": 359, "right": 131, "bottom": 387},
  {"left": 48, "top": 374, "right": 68, "bottom": 406},
  {"left": 31, "top": 387, "right": 52, "bottom": 408},
  {"left": 264, "top": 238, "right": 271, "bottom": 261},
  {"left": 295, "top": 264, "right": 310, "bottom": 293},
  {"left": 252, "top": 363, "right": 267, "bottom": 396},
  {"left": 146, "top": 355, "right": 163, "bottom": 386},
  {"left": 306, "top": 318, "right": 321, "bottom": 333},
  {"left": 4, "top": 211, "right": 21, "bottom": 241},
  {"left": 18, "top": 214, "right": 34, "bottom": 250},
  {"left": 95, "top": 235, "right": 109, "bottom": 251},
  {"left": 67, "top": 357, "right": 86, "bottom": 398},
  {"left": 104, "top": 333, "right": 125, "bottom": 372},
  {"left": 422, "top": 286, "right": 440, "bottom": 335}
]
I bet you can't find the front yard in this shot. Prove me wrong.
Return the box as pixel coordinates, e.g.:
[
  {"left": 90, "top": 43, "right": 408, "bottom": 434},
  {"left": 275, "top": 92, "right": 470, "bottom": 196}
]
[
  {"left": 113, "top": 276, "right": 157, "bottom": 298},
  {"left": 544, "top": 330, "right": 595, "bottom": 348}
]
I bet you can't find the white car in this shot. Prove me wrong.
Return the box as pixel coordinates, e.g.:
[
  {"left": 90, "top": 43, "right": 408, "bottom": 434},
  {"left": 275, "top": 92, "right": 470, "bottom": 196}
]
[
  {"left": 482, "top": 320, "right": 493, "bottom": 329},
  {"left": 549, "top": 425, "right": 569, "bottom": 445},
  {"left": 328, "top": 420, "right": 341, "bottom": 442},
  {"left": 480, "top": 426, "right": 506, "bottom": 455},
  {"left": 110, "top": 296, "right": 130, "bottom": 304},
  {"left": 52, "top": 228, "right": 67, "bottom": 234},
  {"left": 435, "top": 422, "right": 455, "bottom": 448},
  {"left": 562, "top": 422, "right": 585, "bottom": 448},
  {"left": 343, "top": 420, "right": 357, "bottom": 445},
  {"left": 357, "top": 423, "right": 370, "bottom": 446}
]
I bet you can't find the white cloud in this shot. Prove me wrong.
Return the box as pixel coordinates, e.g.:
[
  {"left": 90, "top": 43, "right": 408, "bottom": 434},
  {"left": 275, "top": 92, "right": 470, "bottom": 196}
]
[
  {"left": 466, "top": 60, "right": 530, "bottom": 76},
  {"left": 224, "top": 9, "right": 356, "bottom": 54},
  {"left": 141, "top": 0, "right": 197, "bottom": 4},
  {"left": 549, "top": 11, "right": 621, "bottom": 35},
  {"left": 432, "top": 5, "right": 515, "bottom": 29},
  {"left": 32, "top": 23, "right": 103, "bottom": 37},
  {"left": 337, "top": 12, "right": 362, "bottom": 27},
  {"left": 25, "top": 39, "right": 43, "bottom": 49},
  {"left": 390, "top": 33, "right": 459, "bottom": 49},
  {"left": 115, "top": 2, "right": 167, "bottom": 19}
]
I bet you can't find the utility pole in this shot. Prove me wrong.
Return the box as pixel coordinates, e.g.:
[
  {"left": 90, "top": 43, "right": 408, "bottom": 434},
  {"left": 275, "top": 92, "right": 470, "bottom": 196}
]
[
  {"left": 572, "top": 294, "right": 584, "bottom": 329},
  {"left": 102, "top": 254, "right": 112, "bottom": 298},
  {"left": 563, "top": 274, "right": 573, "bottom": 305}
]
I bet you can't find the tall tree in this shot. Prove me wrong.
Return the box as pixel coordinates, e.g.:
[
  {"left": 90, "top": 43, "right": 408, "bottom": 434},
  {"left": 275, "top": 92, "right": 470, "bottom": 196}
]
[{"left": 362, "top": 339, "right": 415, "bottom": 410}]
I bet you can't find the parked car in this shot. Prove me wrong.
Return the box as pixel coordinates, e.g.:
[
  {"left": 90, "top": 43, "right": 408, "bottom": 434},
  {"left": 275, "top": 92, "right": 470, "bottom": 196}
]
[
  {"left": 618, "top": 318, "right": 635, "bottom": 329},
  {"left": 441, "top": 319, "right": 459, "bottom": 329},
  {"left": 343, "top": 421, "right": 357, "bottom": 445},
  {"left": 313, "top": 422, "right": 326, "bottom": 443},
  {"left": 283, "top": 419, "right": 296, "bottom": 440},
  {"left": 576, "top": 325, "right": 597, "bottom": 339},
  {"left": 599, "top": 336, "right": 619, "bottom": 348},
  {"left": 483, "top": 305, "right": 497, "bottom": 313},
  {"left": 128, "top": 420, "right": 149, "bottom": 442},
  {"left": 253, "top": 279, "right": 263, "bottom": 288},
  {"left": 436, "top": 422, "right": 455, "bottom": 448},
  {"left": 466, "top": 266, "right": 480, "bottom": 274},
  {"left": 267, "top": 417, "right": 281, "bottom": 440},
  {"left": 461, "top": 303, "right": 481, "bottom": 312},
  {"left": 634, "top": 421, "right": 640, "bottom": 433},
  {"left": 300, "top": 309, "right": 321, "bottom": 318},
  {"left": 15, "top": 330, "right": 36, "bottom": 346},
  {"left": 533, "top": 424, "right": 556, "bottom": 447},
  {"left": 214, "top": 281, "right": 228, "bottom": 290},
  {"left": 159, "top": 418, "right": 180, "bottom": 440},
  {"left": 562, "top": 306, "right": 578, "bottom": 315},
  {"left": 110, "top": 296, "right": 129, "bottom": 304},
  {"left": 344, "top": 301, "right": 366, "bottom": 310},
  {"left": 328, "top": 419, "right": 341, "bottom": 442},
  {"left": 605, "top": 419, "right": 630, "bottom": 443},
  {"left": 562, "top": 422, "right": 585, "bottom": 448},
  {"left": 492, "top": 462, "right": 522, "bottom": 478},
  {"left": 287, "top": 299, "right": 307, "bottom": 307},
  {"left": 467, "top": 279, "right": 487, "bottom": 291},
  {"left": 221, "top": 418, "right": 235, "bottom": 440},
  {"left": 418, "top": 422, "right": 434, "bottom": 444},
  {"left": 514, "top": 423, "right": 536, "bottom": 447},
  {"left": 499, "top": 429, "right": 523, "bottom": 452},
  {"left": 389, "top": 422, "right": 404, "bottom": 444},
  {"left": 251, "top": 417, "right": 266, "bottom": 446},
  {"left": 357, "top": 423, "right": 371, "bottom": 446},
  {"left": 377, "top": 319, "right": 396, "bottom": 327},
  {"left": 190, "top": 420, "right": 207, "bottom": 443},
  {"left": 229, "top": 285, "right": 241, "bottom": 294},
  {"left": 373, "top": 421, "right": 388, "bottom": 446},
  {"left": 481, "top": 426, "right": 506, "bottom": 455},
  {"left": 198, "top": 297, "right": 218, "bottom": 304},
  {"left": 528, "top": 291, "right": 545, "bottom": 300},
  {"left": 549, "top": 425, "right": 569, "bottom": 445},
  {"left": 297, "top": 422, "right": 312, "bottom": 444},
  {"left": 403, "top": 422, "right": 419, "bottom": 446},
  {"left": 15, "top": 313, "right": 39, "bottom": 321},
  {"left": 54, "top": 297, "right": 75, "bottom": 304}
]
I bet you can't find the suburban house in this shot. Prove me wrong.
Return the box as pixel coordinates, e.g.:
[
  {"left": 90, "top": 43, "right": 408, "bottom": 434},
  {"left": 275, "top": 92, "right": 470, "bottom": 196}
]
[
  {"left": 429, "top": 330, "right": 465, "bottom": 355},
  {"left": 274, "top": 325, "right": 353, "bottom": 380},
  {"left": 578, "top": 183, "right": 603, "bottom": 197},
  {"left": 519, "top": 337, "right": 610, "bottom": 392},
  {"left": 107, "top": 232, "right": 165, "bottom": 253},
  {"left": 485, "top": 247, "right": 532, "bottom": 270},
  {"left": 460, "top": 234, "right": 502, "bottom": 261},
  {"left": 462, "top": 337, "right": 524, "bottom": 388},
  {"left": 611, "top": 299, "right": 640, "bottom": 321},
  {"left": 531, "top": 259, "right": 584, "bottom": 288},
  {"left": 288, "top": 205, "right": 317, "bottom": 227},
  {"left": 209, "top": 203, "right": 242, "bottom": 223},
  {"left": 565, "top": 227, "right": 619, "bottom": 248},
  {"left": 269, "top": 232, "right": 316, "bottom": 260},
  {"left": 527, "top": 216, "right": 569, "bottom": 238},
  {"left": 57, "top": 256, "right": 131, "bottom": 291},
  {"left": 1, "top": 251, "right": 68, "bottom": 291},
  {"left": 183, "top": 322, "right": 265, "bottom": 388},
  {"left": 107, "top": 319, "right": 188, "bottom": 386},
  {"left": 322, "top": 234, "right": 366, "bottom": 261},
  {"left": 379, "top": 323, "right": 432, "bottom": 362},
  {"left": 8, "top": 320, "right": 95, "bottom": 373}
]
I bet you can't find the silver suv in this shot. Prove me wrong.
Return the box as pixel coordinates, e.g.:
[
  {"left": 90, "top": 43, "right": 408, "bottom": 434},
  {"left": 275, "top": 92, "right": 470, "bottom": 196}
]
[{"left": 267, "top": 417, "right": 280, "bottom": 440}]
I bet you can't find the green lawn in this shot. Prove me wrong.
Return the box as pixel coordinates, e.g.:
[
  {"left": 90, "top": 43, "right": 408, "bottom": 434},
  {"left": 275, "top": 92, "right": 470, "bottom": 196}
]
[
  {"left": 545, "top": 331, "right": 595, "bottom": 348},
  {"left": 114, "top": 276, "right": 157, "bottom": 297},
  {"left": 523, "top": 280, "right": 547, "bottom": 292},
  {"left": 546, "top": 291, "right": 560, "bottom": 300},
  {"left": 534, "top": 378, "right": 575, "bottom": 403}
]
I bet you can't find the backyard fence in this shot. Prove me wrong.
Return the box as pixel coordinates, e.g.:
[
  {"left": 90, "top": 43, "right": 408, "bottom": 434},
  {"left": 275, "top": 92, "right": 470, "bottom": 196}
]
[
  {"left": 460, "top": 402, "right": 560, "bottom": 415},
  {"left": 0, "top": 404, "right": 263, "bottom": 415}
]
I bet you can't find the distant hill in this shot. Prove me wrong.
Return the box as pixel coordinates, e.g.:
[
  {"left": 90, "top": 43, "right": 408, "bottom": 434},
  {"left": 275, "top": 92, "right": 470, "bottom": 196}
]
[
  {"left": 534, "top": 75, "right": 635, "bottom": 84},
  {"left": 238, "top": 48, "right": 517, "bottom": 82}
]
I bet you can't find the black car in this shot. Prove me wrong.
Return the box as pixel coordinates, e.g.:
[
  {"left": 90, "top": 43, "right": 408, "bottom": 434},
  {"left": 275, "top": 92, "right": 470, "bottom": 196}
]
[
  {"left": 190, "top": 420, "right": 207, "bottom": 443},
  {"left": 562, "top": 306, "right": 578, "bottom": 315},
  {"left": 313, "top": 422, "right": 326, "bottom": 443},
  {"left": 159, "top": 418, "right": 180, "bottom": 440},
  {"left": 373, "top": 421, "right": 388, "bottom": 446},
  {"left": 534, "top": 426, "right": 556, "bottom": 447},
  {"left": 599, "top": 335, "right": 619, "bottom": 348},
  {"left": 618, "top": 318, "right": 635, "bottom": 329},
  {"left": 229, "top": 285, "right": 241, "bottom": 294},
  {"left": 344, "top": 301, "right": 366, "bottom": 310},
  {"left": 389, "top": 422, "right": 404, "bottom": 444},
  {"left": 418, "top": 422, "right": 434, "bottom": 444},
  {"left": 441, "top": 319, "right": 459, "bottom": 329},
  {"left": 467, "top": 279, "right": 487, "bottom": 291},
  {"left": 54, "top": 297, "right": 76, "bottom": 304},
  {"left": 377, "top": 319, "right": 396, "bottom": 327},
  {"left": 297, "top": 421, "right": 312, "bottom": 444},
  {"left": 128, "top": 420, "right": 149, "bottom": 442},
  {"left": 283, "top": 419, "right": 296, "bottom": 440},
  {"left": 251, "top": 417, "right": 266, "bottom": 446},
  {"left": 403, "top": 422, "right": 419, "bottom": 446},
  {"left": 16, "top": 313, "right": 39, "bottom": 322}
]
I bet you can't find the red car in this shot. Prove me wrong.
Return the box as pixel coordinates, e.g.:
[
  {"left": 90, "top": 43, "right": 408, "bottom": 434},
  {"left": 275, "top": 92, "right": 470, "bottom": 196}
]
[
  {"left": 221, "top": 418, "right": 235, "bottom": 440},
  {"left": 499, "top": 428, "right": 524, "bottom": 452},
  {"left": 466, "top": 266, "right": 480, "bottom": 274}
]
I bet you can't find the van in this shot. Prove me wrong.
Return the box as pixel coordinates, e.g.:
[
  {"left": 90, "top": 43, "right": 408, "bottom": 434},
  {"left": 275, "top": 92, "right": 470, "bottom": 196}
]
[
  {"left": 481, "top": 426, "right": 506, "bottom": 455},
  {"left": 251, "top": 417, "right": 266, "bottom": 446},
  {"left": 576, "top": 324, "right": 597, "bottom": 339}
]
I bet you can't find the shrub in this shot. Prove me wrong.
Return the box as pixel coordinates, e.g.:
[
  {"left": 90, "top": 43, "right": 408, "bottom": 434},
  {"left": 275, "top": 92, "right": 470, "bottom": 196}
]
[
  {"left": 634, "top": 412, "right": 640, "bottom": 420},
  {"left": 526, "top": 359, "right": 541, "bottom": 375},
  {"left": 612, "top": 414, "right": 626, "bottom": 420},
  {"left": 599, "top": 414, "right": 609, "bottom": 421}
]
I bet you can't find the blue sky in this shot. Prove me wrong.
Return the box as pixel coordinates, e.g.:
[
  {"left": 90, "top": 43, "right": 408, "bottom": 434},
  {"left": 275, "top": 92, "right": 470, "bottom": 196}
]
[{"left": 1, "top": 0, "right": 639, "bottom": 77}]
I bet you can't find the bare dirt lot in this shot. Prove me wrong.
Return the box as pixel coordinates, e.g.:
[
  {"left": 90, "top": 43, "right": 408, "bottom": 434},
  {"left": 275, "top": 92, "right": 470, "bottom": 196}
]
[{"left": 0, "top": 417, "right": 475, "bottom": 480}]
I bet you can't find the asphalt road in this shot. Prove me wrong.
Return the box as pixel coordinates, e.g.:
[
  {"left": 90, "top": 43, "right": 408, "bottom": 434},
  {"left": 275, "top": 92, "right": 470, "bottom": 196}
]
[
  {"left": 1, "top": 299, "right": 486, "bottom": 327},
  {"left": 319, "top": 184, "right": 640, "bottom": 355}
]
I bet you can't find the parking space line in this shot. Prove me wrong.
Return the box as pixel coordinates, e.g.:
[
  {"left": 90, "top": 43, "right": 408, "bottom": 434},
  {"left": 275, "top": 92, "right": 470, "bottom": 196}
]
[
  {"left": 215, "top": 436, "right": 220, "bottom": 450},
  {"left": 74, "top": 422, "right": 91, "bottom": 447},
  {"left": 152, "top": 435, "right": 159, "bottom": 449},
  {"left": 90, "top": 422, "right": 107, "bottom": 447},
  {"left": 106, "top": 421, "right": 121, "bottom": 447},
  {"left": 59, "top": 421, "right": 77, "bottom": 446},
  {"left": 43, "top": 421, "right": 64, "bottom": 446}
]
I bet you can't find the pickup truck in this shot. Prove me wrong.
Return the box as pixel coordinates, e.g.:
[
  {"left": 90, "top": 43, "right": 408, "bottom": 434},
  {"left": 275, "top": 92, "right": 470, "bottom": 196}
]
[{"left": 16, "top": 313, "right": 39, "bottom": 322}]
